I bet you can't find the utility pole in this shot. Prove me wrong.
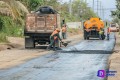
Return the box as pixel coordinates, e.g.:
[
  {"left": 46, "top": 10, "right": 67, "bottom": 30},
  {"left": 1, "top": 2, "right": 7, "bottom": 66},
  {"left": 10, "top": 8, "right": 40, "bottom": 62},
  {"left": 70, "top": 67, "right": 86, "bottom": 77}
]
[
  {"left": 85, "top": 0, "right": 87, "bottom": 18},
  {"left": 69, "top": 0, "right": 72, "bottom": 15},
  {"left": 102, "top": 6, "right": 104, "bottom": 20},
  {"left": 93, "top": 0, "right": 94, "bottom": 11},
  {"left": 100, "top": 1, "right": 102, "bottom": 17},
  {"left": 97, "top": 0, "right": 99, "bottom": 16},
  {"left": 85, "top": 0, "right": 87, "bottom": 3}
]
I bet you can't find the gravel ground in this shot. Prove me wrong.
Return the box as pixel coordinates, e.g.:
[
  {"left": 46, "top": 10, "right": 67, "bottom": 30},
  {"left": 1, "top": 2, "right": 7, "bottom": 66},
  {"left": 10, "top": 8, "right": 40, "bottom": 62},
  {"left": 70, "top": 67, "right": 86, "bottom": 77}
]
[{"left": 108, "top": 33, "right": 120, "bottom": 80}]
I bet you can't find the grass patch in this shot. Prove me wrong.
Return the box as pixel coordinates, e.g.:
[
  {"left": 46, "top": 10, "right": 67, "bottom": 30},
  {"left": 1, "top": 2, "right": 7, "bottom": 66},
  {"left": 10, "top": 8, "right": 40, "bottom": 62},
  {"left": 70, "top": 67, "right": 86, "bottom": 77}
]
[
  {"left": 0, "top": 16, "right": 24, "bottom": 43},
  {"left": 0, "top": 33, "right": 8, "bottom": 43}
]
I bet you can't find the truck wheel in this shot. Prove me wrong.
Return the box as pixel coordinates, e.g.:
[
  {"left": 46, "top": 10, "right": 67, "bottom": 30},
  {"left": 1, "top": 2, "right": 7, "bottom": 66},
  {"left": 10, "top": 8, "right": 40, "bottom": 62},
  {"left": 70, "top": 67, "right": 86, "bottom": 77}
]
[
  {"left": 87, "top": 36, "right": 89, "bottom": 40},
  {"left": 25, "top": 37, "right": 35, "bottom": 48}
]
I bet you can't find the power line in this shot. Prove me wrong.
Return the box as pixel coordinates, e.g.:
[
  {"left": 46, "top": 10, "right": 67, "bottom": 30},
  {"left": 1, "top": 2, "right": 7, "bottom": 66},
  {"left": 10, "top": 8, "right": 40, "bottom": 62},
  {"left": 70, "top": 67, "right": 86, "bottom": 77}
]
[{"left": 90, "top": 0, "right": 116, "bottom": 20}]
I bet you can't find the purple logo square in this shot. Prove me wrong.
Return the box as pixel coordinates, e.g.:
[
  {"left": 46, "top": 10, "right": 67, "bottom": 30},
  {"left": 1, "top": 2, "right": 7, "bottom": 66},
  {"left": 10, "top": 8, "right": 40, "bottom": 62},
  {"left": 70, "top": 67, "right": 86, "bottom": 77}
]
[{"left": 97, "top": 70, "right": 105, "bottom": 78}]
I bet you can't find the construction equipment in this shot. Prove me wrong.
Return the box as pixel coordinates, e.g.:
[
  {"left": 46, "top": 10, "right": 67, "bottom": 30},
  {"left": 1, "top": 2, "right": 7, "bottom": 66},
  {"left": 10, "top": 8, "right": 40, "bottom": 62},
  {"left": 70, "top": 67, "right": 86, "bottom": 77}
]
[
  {"left": 83, "top": 18, "right": 105, "bottom": 40},
  {"left": 24, "top": 6, "right": 61, "bottom": 48}
]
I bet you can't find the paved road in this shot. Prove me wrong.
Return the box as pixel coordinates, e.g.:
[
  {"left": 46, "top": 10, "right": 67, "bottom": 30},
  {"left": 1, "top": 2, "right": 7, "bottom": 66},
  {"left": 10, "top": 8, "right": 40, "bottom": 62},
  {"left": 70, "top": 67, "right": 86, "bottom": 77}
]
[{"left": 0, "top": 34, "right": 115, "bottom": 80}]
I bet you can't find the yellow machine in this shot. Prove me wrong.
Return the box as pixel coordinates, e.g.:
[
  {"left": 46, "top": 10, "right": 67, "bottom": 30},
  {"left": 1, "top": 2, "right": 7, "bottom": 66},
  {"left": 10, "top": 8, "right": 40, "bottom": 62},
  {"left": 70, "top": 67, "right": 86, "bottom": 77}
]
[{"left": 83, "top": 18, "right": 105, "bottom": 40}]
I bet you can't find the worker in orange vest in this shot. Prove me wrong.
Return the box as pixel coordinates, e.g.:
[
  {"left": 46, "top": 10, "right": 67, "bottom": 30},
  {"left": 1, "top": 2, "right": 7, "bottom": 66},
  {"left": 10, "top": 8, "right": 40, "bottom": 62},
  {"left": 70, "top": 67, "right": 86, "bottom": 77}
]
[
  {"left": 62, "top": 24, "right": 67, "bottom": 39},
  {"left": 107, "top": 27, "right": 111, "bottom": 40},
  {"left": 47, "top": 28, "right": 62, "bottom": 51}
]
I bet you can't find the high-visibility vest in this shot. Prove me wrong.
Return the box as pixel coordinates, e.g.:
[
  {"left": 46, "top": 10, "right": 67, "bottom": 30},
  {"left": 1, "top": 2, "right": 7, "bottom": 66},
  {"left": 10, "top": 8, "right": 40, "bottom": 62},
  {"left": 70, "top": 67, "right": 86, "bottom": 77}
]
[{"left": 99, "top": 30, "right": 104, "bottom": 34}]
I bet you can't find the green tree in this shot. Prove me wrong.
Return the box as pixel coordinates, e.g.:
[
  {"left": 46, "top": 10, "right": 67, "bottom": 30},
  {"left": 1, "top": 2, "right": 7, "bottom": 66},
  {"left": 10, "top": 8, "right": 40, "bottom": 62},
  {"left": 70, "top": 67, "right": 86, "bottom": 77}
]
[
  {"left": 19, "top": 0, "right": 43, "bottom": 11},
  {"left": 111, "top": 0, "right": 120, "bottom": 27},
  {"left": 112, "top": 0, "right": 120, "bottom": 18},
  {"left": 0, "top": 0, "right": 29, "bottom": 40},
  {"left": 70, "top": 0, "right": 97, "bottom": 21},
  {"left": 19, "top": 0, "right": 59, "bottom": 11}
]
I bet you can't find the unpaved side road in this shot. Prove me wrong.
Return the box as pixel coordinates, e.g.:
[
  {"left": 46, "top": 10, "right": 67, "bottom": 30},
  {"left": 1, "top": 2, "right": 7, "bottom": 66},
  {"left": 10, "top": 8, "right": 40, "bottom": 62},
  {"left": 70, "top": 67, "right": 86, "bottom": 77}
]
[
  {"left": 108, "top": 33, "right": 120, "bottom": 80},
  {"left": 0, "top": 34, "right": 83, "bottom": 69},
  {"left": 0, "top": 34, "right": 115, "bottom": 80}
]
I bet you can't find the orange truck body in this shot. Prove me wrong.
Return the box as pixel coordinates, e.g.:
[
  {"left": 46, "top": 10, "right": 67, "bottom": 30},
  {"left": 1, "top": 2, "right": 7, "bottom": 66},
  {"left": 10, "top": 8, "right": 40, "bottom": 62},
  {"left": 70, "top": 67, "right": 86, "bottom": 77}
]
[
  {"left": 83, "top": 18, "right": 105, "bottom": 40},
  {"left": 84, "top": 18, "right": 104, "bottom": 31}
]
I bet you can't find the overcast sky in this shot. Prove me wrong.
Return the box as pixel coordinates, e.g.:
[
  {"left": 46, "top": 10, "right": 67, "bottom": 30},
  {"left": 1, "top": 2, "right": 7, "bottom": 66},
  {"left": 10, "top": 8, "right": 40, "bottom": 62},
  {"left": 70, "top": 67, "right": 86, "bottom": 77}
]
[{"left": 63, "top": 0, "right": 116, "bottom": 21}]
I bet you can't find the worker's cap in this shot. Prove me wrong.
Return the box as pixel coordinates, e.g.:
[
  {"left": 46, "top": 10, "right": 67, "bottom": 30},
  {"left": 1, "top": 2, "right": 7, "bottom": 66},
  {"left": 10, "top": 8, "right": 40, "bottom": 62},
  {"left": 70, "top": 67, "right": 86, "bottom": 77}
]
[{"left": 56, "top": 28, "right": 60, "bottom": 32}]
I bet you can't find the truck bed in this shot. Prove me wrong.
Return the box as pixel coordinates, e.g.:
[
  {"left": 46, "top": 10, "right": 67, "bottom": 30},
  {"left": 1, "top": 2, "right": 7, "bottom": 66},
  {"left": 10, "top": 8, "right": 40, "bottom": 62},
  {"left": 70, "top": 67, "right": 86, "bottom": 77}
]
[{"left": 25, "top": 13, "right": 60, "bottom": 33}]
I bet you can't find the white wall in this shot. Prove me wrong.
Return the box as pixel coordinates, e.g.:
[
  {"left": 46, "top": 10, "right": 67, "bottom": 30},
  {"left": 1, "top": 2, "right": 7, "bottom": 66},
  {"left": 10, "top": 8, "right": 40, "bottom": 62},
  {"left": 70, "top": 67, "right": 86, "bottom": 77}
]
[{"left": 66, "top": 22, "right": 82, "bottom": 29}]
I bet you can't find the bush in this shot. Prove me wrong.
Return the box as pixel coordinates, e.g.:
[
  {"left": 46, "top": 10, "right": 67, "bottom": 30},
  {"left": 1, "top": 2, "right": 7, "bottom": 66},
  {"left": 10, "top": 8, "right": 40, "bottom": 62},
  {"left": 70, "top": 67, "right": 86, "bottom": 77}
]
[
  {"left": 1, "top": 16, "right": 23, "bottom": 34},
  {"left": 0, "top": 16, "right": 24, "bottom": 42},
  {"left": 0, "top": 33, "right": 8, "bottom": 42}
]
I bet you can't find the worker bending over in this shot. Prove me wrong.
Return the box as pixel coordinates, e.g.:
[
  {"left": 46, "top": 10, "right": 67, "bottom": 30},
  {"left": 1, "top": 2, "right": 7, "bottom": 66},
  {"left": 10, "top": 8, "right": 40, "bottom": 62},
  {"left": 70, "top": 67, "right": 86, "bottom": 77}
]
[
  {"left": 47, "top": 28, "right": 62, "bottom": 51},
  {"left": 62, "top": 24, "right": 67, "bottom": 39}
]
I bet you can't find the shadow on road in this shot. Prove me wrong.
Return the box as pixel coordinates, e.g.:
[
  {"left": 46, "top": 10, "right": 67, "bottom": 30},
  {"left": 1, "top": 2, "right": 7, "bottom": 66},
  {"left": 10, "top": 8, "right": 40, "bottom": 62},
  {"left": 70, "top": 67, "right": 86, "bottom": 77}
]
[{"left": 57, "top": 50, "right": 113, "bottom": 54}]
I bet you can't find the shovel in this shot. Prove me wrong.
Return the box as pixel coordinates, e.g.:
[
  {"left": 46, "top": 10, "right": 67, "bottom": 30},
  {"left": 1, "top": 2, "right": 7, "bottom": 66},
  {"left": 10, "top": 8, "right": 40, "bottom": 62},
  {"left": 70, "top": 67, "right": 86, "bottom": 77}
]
[{"left": 61, "top": 41, "right": 68, "bottom": 47}]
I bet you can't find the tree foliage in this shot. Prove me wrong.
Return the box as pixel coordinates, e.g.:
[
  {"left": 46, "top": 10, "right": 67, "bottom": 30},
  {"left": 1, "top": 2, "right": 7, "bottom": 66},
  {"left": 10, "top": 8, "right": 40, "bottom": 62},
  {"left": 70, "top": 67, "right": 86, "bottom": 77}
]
[
  {"left": 18, "top": 0, "right": 43, "bottom": 11},
  {"left": 19, "top": 0, "right": 97, "bottom": 21},
  {"left": 111, "top": 0, "right": 120, "bottom": 24},
  {"left": 111, "top": 0, "right": 120, "bottom": 18},
  {"left": 71, "top": 0, "right": 97, "bottom": 21},
  {"left": 0, "top": 0, "right": 28, "bottom": 19},
  {"left": 0, "top": 0, "right": 97, "bottom": 42}
]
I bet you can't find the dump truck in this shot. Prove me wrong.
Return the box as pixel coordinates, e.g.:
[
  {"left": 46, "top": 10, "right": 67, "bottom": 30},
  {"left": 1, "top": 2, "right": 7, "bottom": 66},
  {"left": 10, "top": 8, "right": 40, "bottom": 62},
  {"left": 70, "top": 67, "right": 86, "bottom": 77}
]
[
  {"left": 24, "top": 6, "right": 61, "bottom": 48},
  {"left": 83, "top": 18, "right": 105, "bottom": 40}
]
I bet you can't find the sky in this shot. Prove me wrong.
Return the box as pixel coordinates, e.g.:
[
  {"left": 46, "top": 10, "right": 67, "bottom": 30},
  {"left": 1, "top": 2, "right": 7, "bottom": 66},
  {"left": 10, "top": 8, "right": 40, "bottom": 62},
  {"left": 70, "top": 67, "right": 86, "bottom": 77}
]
[{"left": 63, "top": 0, "right": 116, "bottom": 21}]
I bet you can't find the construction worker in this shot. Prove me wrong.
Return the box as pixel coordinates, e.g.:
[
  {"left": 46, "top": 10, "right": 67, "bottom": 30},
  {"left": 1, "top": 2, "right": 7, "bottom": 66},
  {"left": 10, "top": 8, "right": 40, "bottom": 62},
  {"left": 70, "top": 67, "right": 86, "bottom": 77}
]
[
  {"left": 107, "top": 27, "right": 111, "bottom": 40},
  {"left": 62, "top": 24, "right": 67, "bottom": 39},
  {"left": 47, "top": 28, "right": 62, "bottom": 51},
  {"left": 99, "top": 28, "right": 104, "bottom": 40}
]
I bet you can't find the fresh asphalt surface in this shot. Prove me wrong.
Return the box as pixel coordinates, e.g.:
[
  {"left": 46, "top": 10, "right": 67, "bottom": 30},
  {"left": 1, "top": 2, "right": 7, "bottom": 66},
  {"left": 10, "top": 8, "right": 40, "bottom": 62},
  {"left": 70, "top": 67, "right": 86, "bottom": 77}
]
[{"left": 0, "top": 34, "right": 115, "bottom": 80}]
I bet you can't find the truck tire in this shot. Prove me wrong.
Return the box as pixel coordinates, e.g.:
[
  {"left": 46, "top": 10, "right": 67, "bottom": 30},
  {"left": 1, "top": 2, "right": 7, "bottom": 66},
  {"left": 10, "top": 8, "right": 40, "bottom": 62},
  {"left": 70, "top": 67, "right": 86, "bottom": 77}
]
[
  {"left": 25, "top": 37, "right": 35, "bottom": 48},
  {"left": 87, "top": 36, "right": 89, "bottom": 40}
]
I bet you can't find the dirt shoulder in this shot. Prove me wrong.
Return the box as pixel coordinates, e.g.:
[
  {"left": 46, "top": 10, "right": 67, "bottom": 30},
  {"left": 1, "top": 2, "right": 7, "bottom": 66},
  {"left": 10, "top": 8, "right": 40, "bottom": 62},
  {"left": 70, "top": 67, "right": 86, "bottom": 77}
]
[
  {"left": 0, "top": 32, "right": 83, "bottom": 69},
  {"left": 108, "top": 33, "right": 120, "bottom": 80}
]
